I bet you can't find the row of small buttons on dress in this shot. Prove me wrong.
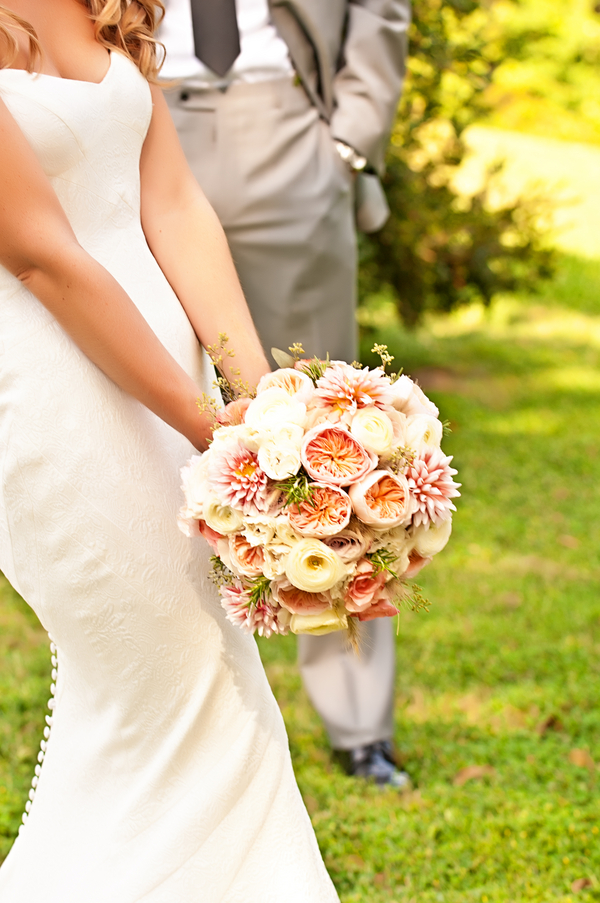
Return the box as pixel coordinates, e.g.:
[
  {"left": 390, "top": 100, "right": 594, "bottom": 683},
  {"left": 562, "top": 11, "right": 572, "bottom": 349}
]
[{"left": 18, "top": 638, "right": 57, "bottom": 835}]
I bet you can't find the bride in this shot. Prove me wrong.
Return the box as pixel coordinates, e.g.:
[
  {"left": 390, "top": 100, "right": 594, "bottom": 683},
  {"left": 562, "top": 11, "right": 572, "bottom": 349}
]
[{"left": 0, "top": 1, "right": 339, "bottom": 900}]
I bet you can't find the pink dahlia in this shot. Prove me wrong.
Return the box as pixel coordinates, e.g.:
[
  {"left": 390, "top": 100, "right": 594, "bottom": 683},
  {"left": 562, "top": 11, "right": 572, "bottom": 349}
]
[
  {"left": 220, "top": 582, "right": 290, "bottom": 638},
  {"left": 315, "top": 363, "right": 395, "bottom": 416},
  {"left": 301, "top": 424, "right": 376, "bottom": 486},
  {"left": 406, "top": 448, "right": 461, "bottom": 527},
  {"left": 209, "top": 442, "right": 270, "bottom": 514}
]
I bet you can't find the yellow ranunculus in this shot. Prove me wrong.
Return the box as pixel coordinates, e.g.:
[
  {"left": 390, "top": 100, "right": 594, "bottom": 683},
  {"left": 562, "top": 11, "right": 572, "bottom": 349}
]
[
  {"left": 285, "top": 538, "right": 346, "bottom": 592},
  {"left": 290, "top": 609, "right": 348, "bottom": 635}
]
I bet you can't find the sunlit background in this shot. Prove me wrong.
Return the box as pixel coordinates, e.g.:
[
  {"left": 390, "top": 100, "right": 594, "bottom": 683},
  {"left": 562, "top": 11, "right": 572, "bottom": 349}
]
[{"left": 2, "top": 2, "right": 600, "bottom": 900}]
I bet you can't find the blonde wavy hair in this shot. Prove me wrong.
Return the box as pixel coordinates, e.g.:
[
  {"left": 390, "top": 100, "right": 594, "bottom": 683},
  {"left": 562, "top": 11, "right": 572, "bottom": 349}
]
[{"left": 0, "top": 1, "right": 165, "bottom": 82}]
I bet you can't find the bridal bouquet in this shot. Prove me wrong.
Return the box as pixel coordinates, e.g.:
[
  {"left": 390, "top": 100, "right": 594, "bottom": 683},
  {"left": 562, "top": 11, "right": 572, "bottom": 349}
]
[{"left": 178, "top": 344, "right": 460, "bottom": 640}]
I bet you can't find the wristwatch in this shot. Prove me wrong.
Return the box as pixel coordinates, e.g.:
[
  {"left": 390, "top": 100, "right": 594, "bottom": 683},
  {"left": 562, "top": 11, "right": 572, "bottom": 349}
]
[{"left": 333, "top": 140, "right": 367, "bottom": 173}]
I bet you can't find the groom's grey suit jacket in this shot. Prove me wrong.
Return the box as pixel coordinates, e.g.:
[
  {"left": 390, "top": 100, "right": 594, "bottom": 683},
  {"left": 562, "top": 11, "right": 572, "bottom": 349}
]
[{"left": 270, "top": 0, "right": 410, "bottom": 173}]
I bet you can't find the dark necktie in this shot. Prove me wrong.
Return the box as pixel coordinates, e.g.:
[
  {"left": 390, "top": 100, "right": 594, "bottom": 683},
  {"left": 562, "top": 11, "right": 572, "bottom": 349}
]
[{"left": 189, "top": 0, "right": 241, "bottom": 78}]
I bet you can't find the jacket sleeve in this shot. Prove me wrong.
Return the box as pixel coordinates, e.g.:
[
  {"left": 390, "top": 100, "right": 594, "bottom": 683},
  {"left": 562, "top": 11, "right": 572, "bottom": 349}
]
[{"left": 330, "top": 0, "right": 411, "bottom": 174}]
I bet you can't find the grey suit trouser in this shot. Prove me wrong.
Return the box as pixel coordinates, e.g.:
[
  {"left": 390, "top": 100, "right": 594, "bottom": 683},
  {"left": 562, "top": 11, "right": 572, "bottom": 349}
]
[{"left": 166, "top": 78, "right": 395, "bottom": 749}]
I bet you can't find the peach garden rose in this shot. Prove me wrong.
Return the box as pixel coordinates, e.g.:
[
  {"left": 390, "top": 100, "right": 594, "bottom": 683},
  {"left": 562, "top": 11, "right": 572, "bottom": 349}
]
[
  {"left": 301, "top": 423, "right": 376, "bottom": 486},
  {"left": 349, "top": 470, "right": 413, "bottom": 529},
  {"left": 287, "top": 483, "right": 351, "bottom": 537}
]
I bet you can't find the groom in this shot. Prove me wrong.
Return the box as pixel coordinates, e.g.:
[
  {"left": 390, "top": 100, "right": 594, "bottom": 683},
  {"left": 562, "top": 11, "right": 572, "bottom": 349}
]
[{"left": 160, "top": 0, "right": 411, "bottom": 786}]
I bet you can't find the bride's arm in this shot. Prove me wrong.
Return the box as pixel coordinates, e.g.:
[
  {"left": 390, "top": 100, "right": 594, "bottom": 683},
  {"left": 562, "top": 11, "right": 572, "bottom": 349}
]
[
  {"left": 0, "top": 97, "right": 211, "bottom": 449},
  {"left": 139, "top": 85, "right": 270, "bottom": 390}
]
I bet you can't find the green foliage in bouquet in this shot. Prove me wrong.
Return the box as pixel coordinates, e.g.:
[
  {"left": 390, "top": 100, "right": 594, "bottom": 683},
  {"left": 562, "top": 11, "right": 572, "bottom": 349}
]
[{"left": 359, "top": 0, "right": 555, "bottom": 326}]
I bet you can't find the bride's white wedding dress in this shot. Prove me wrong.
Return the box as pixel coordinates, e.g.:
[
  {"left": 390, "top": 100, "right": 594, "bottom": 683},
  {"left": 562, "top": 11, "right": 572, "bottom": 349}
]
[{"left": 0, "top": 51, "right": 338, "bottom": 902}]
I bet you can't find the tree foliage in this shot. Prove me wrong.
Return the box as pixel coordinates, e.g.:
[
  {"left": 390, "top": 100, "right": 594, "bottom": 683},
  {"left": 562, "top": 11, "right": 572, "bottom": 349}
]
[{"left": 359, "top": 0, "right": 555, "bottom": 327}]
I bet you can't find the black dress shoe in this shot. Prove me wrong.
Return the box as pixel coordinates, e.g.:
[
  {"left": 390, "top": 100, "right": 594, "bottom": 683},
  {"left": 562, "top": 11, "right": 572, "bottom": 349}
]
[{"left": 336, "top": 740, "right": 412, "bottom": 788}]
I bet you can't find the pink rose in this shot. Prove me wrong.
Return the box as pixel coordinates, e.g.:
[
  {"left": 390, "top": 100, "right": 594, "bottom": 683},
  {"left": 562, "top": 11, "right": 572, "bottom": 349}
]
[
  {"left": 271, "top": 577, "right": 332, "bottom": 615},
  {"left": 344, "top": 558, "right": 388, "bottom": 613},
  {"left": 349, "top": 470, "right": 413, "bottom": 529},
  {"left": 301, "top": 423, "right": 376, "bottom": 486},
  {"left": 399, "top": 551, "right": 432, "bottom": 579},
  {"left": 287, "top": 483, "right": 351, "bottom": 537},
  {"left": 229, "top": 533, "right": 266, "bottom": 577},
  {"left": 198, "top": 520, "right": 224, "bottom": 552},
  {"left": 355, "top": 588, "right": 399, "bottom": 621},
  {"left": 215, "top": 397, "right": 252, "bottom": 427}
]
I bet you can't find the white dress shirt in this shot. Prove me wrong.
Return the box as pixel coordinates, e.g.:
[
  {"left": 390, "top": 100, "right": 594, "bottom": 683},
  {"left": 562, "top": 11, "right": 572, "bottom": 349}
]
[{"left": 159, "top": 0, "right": 293, "bottom": 85}]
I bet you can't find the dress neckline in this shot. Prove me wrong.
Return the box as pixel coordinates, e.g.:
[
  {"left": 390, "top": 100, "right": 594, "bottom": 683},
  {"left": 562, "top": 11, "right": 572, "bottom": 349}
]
[{"left": 0, "top": 50, "right": 115, "bottom": 86}]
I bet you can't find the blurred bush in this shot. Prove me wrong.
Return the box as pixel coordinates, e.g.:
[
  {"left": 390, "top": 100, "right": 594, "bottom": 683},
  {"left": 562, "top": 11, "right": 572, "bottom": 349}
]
[
  {"left": 487, "top": 0, "right": 600, "bottom": 142},
  {"left": 359, "top": 0, "right": 555, "bottom": 327}
]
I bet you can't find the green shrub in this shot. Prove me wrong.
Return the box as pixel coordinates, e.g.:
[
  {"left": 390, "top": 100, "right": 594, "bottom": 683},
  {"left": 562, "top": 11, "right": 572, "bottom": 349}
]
[{"left": 360, "top": 0, "right": 555, "bottom": 327}]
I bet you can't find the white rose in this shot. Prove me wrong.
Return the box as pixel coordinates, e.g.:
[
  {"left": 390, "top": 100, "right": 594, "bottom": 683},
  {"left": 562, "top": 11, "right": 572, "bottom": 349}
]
[
  {"left": 261, "top": 519, "right": 303, "bottom": 579},
  {"left": 241, "top": 516, "right": 276, "bottom": 548},
  {"left": 257, "top": 424, "right": 304, "bottom": 480},
  {"left": 209, "top": 423, "right": 260, "bottom": 450},
  {"left": 404, "top": 414, "right": 443, "bottom": 456},
  {"left": 390, "top": 375, "right": 439, "bottom": 418},
  {"left": 180, "top": 454, "right": 211, "bottom": 517},
  {"left": 245, "top": 387, "right": 307, "bottom": 431},
  {"left": 290, "top": 609, "right": 348, "bottom": 635},
  {"left": 410, "top": 517, "right": 452, "bottom": 557},
  {"left": 350, "top": 406, "right": 395, "bottom": 456},
  {"left": 285, "top": 538, "right": 347, "bottom": 593},
  {"left": 203, "top": 497, "right": 245, "bottom": 535},
  {"left": 262, "top": 549, "right": 289, "bottom": 579}
]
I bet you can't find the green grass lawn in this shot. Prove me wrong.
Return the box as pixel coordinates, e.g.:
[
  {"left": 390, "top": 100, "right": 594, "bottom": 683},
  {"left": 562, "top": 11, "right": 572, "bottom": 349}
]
[{"left": 2, "top": 136, "right": 600, "bottom": 900}]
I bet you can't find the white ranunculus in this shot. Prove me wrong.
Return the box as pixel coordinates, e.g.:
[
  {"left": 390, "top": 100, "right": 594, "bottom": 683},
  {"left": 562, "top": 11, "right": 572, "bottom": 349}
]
[
  {"left": 244, "top": 387, "right": 307, "bottom": 431},
  {"left": 390, "top": 375, "right": 439, "bottom": 418},
  {"left": 285, "top": 538, "right": 347, "bottom": 593},
  {"left": 350, "top": 406, "right": 395, "bottom": 456},
  {"left": 290, "top": 609, "right": 348, "bottom": 635},
  {"left": 410, "top": 516, "right": 453, "bottom": 557},
  {"left": 180, "top": 453, "right": 211, "bottom": 516},
  {"left": 257, "top": 424, "right": 304, "bottom": 480},
  {"left": 203, "top": 497, "right": 245, "bottom": 535},
  {"left": 404, "top": 414, "right": 443, "bottom": 456}
]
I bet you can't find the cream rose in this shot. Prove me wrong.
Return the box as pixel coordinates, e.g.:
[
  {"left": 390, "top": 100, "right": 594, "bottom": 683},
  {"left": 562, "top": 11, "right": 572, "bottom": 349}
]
[
  {"left": 350, "top": 406, "right": 395, "bottom": 456},
  {"left": 245, "top": 387, "right": 307, "bottom": 431},
  {"left": 285, "top": 538, "right": 347, "bottom": 592},
  {"left": 256, "top": 368, "right": 315, "bottom": 405},
  {"left": 404, "top": 414, "right": 443, "bottom": 457},
  {"left": 290, "top": 608, "right": 348, "bottom": 635},
  {"left": 389, "top": 375, "right": 439, "bottom": 418},
  {"left": 410, "top": 516, "right": 453, "bottom": 557},
  {"left": 203, "top": 497, "right": 245, "bottom": 535}
]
